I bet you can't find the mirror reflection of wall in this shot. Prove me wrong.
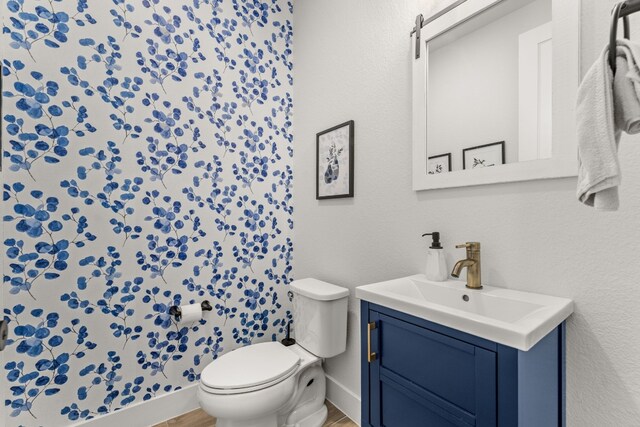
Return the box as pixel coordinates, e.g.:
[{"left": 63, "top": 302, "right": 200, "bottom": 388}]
[{"left": 426, "top": 0, "right": 552, "bottom": 174}]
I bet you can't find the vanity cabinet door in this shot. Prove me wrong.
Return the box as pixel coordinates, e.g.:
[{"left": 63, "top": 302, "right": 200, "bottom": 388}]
[{"left": 365, "top": 310, "right": 497, "bottom": 427}]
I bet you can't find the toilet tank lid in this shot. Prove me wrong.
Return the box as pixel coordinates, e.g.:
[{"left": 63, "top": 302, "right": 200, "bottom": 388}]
[{"left": 290, "top": 278, "right": 349, "bottom": 301}]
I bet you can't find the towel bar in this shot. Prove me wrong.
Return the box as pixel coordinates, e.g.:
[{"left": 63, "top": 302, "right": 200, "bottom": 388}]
[{"left": 610, "top": 0, "right": 640, "bottom": 73}]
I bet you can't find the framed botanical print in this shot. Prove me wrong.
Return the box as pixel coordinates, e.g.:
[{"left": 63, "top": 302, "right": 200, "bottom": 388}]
[
  {"left": 316, "top": 120, "right": 354, "bottom": 200},
  {"left": 462, "top": 141, "right": 506, "bottom": 170},
  {"left": 427, "top": 153, "right": 452, "bottom": 175}
]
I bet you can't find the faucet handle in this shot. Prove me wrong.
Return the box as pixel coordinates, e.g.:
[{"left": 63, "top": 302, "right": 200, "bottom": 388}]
[{"left": 455, "top": 242, "right": 481, "bottom": 250}]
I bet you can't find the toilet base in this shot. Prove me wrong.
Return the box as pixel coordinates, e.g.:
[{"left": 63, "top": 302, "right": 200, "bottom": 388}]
[{"left": 283, "top": 404, "right": 327, "bottom": 427}]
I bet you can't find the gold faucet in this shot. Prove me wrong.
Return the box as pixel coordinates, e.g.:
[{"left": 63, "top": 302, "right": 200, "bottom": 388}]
[{"left": 451, "top": 242, "right": 482, "bottom": 289}]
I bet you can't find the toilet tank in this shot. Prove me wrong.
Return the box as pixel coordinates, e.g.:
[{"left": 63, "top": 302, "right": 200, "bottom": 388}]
[{"left": 290, "top": 278, "right": 349, "bottom": 358}]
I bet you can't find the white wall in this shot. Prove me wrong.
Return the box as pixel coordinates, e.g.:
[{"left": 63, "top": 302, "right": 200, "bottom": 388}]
[{"left": 293, "top": 1, "right": 640, "bottom": 426}]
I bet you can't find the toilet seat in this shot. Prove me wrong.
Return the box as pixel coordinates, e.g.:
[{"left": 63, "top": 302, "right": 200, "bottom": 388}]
[{"left": 200, "top": 342, "right": 301, "bottom": 395}]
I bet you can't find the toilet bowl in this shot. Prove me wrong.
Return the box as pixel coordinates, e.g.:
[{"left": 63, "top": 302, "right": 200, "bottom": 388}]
[
  {"left": 197, "top": 278, "right": 349, "bottom": 427},
  {"left": 198, "top": 342, "right": 326, "bottom": 427}
]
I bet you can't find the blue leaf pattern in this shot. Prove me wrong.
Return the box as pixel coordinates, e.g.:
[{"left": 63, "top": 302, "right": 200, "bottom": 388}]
[{"left": 2, "top": 1, "right": 293, "bottom": 425}]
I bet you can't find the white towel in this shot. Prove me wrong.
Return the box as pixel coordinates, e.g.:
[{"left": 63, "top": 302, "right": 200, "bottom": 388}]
[{"left": 576, "top": 40, "right": 640, "bottom": 211}]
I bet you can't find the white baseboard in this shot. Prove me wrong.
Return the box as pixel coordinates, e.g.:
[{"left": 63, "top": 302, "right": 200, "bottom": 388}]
[
  {"left": 72, "top": 384, "right": 200, "bottom": 427},
  {"left": 70, "top": 376, "right": 359, "bottom": 427},
  {"left": 325, "top": 374, "right": 361, "bottom": 426}
]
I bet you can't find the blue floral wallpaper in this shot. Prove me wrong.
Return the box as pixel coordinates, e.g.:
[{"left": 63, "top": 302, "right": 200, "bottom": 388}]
[{"left": 1, "top": 1, "right": 293, "bottom": 425}]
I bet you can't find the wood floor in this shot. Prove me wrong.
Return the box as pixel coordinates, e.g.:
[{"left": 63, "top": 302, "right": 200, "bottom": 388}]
[{"left": 152, "top": 400, "right": 357, "bottom": 427}]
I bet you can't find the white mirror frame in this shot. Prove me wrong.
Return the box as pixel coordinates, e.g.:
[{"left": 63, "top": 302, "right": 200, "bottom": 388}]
[{"left": 412, "top": 0, "right": 581, "bottom": 191}]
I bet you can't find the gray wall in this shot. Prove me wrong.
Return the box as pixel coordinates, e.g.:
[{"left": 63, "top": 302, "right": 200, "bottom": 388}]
[{"left": 293, "top": 0, "right": 640, "bottom": 425}]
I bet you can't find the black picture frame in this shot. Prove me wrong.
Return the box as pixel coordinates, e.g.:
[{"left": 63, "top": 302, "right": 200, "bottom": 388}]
[
  {"left": 316, "top": 120, "right": 354, "bottom": 200},
  {"left": 427, "top": 153, "right": 452, "bottom": 174},
  {"left": 462, "top": 141, "right": 506, "bottom": 170}
]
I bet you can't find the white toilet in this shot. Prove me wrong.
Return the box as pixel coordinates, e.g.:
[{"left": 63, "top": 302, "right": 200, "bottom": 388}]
[{"left": 197, "top": 278, "right": 349, "bottom": 427}]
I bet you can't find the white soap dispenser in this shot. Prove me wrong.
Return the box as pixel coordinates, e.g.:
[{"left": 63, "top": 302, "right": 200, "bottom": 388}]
[{"left": 422, "top": 232, "right": 448, "bottom": 282}]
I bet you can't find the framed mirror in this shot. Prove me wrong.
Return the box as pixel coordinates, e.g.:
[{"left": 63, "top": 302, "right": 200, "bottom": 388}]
[{"left": 412, "top": 0, "right": 580, "bottom": 190}]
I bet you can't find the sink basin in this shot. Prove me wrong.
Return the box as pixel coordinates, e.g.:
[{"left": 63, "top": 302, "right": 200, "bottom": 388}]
[{"left": 355, "top": 274, "right": 573, "bottom": 351}]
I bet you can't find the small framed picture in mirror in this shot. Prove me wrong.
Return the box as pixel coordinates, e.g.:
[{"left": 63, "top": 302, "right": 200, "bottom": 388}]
[
  {"left": 316, "top": 120, "right": 354, "bottom": 200},
  {"left": 462, "top": 141, "right": 505, "bottom": 170},
  {"left": 427, "top": 153, "right": 452, "bottom": 175}
]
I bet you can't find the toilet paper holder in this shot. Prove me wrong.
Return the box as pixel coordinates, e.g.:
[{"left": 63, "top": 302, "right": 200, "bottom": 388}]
[{"left": 169, "top": 300, "right": 213, "bottom": 321}]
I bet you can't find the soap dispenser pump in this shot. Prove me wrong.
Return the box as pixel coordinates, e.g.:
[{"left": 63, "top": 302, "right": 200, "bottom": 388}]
[{"left": 422, "top": 232, "right": 448, "bottom": 282}]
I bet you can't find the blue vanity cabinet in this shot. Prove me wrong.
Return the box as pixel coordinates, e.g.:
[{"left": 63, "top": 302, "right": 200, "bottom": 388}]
[{"left": 361, "top": 301, "right": 565, "bottom": 427}]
